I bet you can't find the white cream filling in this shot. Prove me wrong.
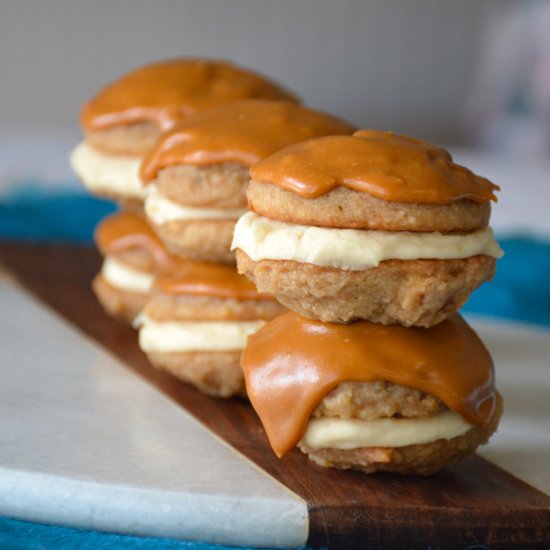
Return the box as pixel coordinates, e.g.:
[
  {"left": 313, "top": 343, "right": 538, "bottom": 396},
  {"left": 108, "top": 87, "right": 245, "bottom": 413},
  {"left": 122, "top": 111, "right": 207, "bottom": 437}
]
[
  {"left": 145, "top": 185, "right": 247, "bottom": 225},
  {"left": 102, "top": 257, "right": 154, "bottom": 294},
  {"left": 69, "top": 141, "right": 146, "bottom": 200},
  {"left": 138, "top": 316, "right": 265, "bottom": 353},
  {"left": 231, "top": 211, "right": 504, "bottom": 269},
  {"left": 302, "top": 410, "right": 472, "bottom": 450}
]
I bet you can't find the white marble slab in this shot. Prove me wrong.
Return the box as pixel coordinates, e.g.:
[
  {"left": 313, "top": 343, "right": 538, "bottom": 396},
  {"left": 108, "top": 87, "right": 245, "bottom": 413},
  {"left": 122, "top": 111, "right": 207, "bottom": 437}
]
[
  {"left": 470, "top": 315, "right": 550, "bottom": 495},
  {"left": 0, "top": 276, "right": 308, "bottom": 548}
]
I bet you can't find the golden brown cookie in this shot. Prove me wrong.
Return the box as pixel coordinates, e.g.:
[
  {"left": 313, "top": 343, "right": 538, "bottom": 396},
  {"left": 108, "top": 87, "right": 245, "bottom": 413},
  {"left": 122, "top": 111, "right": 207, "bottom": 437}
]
[
  {"left": 147, "top": 350, "right": 245, "bottom": 398},
  {"left": 152, "top": 218, "right": 238, "bottom": 265},
  {"left": 299, "top": 396, "right": 501, "bottom": 475},
  {"left": 92, "top": 272, "right": 149, "bottom": 325},
  {"left": 246, "top": 179, "right": 491, "bottom": 232},
  {"left": 236, "top": 251, "right": 496, "bottom": 326}
]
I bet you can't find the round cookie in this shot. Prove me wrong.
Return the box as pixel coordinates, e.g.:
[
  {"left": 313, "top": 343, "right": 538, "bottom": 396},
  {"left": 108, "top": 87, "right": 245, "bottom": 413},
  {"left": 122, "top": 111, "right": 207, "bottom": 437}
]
[
  {"left": 92, "top": 273, "right": 149, "bottom": 325},
  {"left": 240, "top": 311, "right": 502, "bottom": 475},
  {"left": 93, "top": 211, "right": 181, "bottom": 324},
  {"left": 235, "top": 252, "right": 496, "bottom": 327},
  {"left": 233, "top": 130, "right": 503, "bottom": 326},
  {"left": 70, "top": 58, "right": 298, "bottom": 206},
  {"left": 140, "top": 99, "right": 354, "bottom": 264},
  {"left": 299, "top": 382, "right": 502, "bottom": 475},
  {"left": 138, "top": 260, "right": 285, "bottom": 397}
]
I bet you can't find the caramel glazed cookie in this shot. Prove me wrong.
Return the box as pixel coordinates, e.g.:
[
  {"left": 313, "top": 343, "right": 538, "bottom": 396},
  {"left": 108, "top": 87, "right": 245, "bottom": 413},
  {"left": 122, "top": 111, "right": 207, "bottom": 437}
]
[
  {"left": 93, "top": 211, "right": 181, "bottom": 324},
  {"left": 70, "top": 58, "right": 298, "bottom": 210},
  {"left": 137, "top": 261, "right": 285, "bottom": 398},
  {"left": 241, "top": 311, "right": 502, "bottom": 475},
  {"left": 139, "top": 99, "right": 354, "bottom": 264},
  {"left": 233, "top": 130, "right": 504, "bottom": 327}
]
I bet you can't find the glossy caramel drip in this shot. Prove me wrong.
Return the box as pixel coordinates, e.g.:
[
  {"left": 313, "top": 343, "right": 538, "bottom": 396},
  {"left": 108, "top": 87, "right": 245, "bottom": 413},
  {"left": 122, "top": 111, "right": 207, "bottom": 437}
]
[
  {"left": 81, "top": 59, "right": 298, "bottom": 131},
  {"left": 94, "top": 212, "right": 180, "bottom": 272},
  {"left": 153, "top": 261, "right": 276, "bottom": 302},
  {"left": 140, "top": 100, "right": 354, "bottom": 181},
  {"left": 250, "top": 130, "right": 499, "bottom": 204},
  {"left": 241, "top": 312, "right": 496, "bottom": 457}
]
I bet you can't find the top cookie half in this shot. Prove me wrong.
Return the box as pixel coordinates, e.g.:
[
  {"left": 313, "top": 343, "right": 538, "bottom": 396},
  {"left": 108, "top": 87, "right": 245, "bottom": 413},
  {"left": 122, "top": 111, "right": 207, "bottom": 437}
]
[{"left": 247, "top": 129, "right": 498, "bottom": 232}]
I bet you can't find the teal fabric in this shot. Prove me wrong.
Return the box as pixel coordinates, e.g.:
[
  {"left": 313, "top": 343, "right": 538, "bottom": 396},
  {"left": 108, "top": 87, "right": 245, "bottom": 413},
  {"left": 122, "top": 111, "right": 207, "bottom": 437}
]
[
  {"left": 0, "top": 516, "right": 289, "bottom": 550},
  {"left": 462, "top": 236, "right": 550, "bottom": 326},
  {"left": 0, "top": 183, "right": 548, "bottom": 549},
  {"left": 0, "top": 182, "right": 116, "bottom": 242}
]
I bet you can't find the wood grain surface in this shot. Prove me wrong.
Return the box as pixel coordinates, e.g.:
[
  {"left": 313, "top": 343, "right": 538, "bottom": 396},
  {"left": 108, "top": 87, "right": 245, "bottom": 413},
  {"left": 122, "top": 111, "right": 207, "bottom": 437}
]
[{"left": 1, "top": 241, "right": 549, "bottom": 550}]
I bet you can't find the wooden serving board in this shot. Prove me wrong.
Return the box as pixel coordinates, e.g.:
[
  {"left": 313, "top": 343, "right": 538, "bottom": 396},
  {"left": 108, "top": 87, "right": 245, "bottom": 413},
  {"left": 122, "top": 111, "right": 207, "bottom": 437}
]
[{"left": 1, "top": 241, "right": 549, "bottom": 550}]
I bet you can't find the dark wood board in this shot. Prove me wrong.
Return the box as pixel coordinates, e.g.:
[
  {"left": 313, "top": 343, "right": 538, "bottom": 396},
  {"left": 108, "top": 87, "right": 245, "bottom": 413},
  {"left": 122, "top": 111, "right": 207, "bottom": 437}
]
[{"left": 1, "top": 241, "right": 549, "bottom": 550}]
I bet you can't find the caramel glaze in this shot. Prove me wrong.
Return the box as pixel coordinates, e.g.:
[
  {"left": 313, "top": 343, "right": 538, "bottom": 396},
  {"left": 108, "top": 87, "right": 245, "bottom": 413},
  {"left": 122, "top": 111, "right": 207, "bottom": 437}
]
[
  {"left": 81, "top": 59, "right": 298, "bottom": 132},
  {"left": 241, "top": 312, "right": 496, "bottom": 457},
  {"left": 94, "top": 211, "right": 180, "bottom": 272},
  {"left": 250, "top": 130, "right": 499, "bottom": 205},
  {"left": 153, "top": 261, "right": 277, "bottom": 302},
  {"left": 140, "top": 100, "right": 354, "bottom": 182},
  {"left": 96, "top": 212, "right": 275, "bottom": 302}
]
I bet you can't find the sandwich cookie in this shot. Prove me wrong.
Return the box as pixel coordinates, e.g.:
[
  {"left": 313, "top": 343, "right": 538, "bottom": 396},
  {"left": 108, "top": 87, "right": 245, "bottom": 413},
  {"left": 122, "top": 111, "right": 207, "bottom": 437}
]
[
  {"left": 138, "top": 261, "right": 285, "bottom": 397},
  {"left": 70, "top": 59, "right": 298, "bottom": 209},
  {"left": 140, "top": 99, "right": 354, "bottom": 264},
  {"left": 93, "top": 211, "right": 180, "bottom": 324},
  {"left": 241, "top": 311, "right": 502, "bottom": 475},
  {"left": 233, "top": 130, "right": 503, "bottom": 326}
]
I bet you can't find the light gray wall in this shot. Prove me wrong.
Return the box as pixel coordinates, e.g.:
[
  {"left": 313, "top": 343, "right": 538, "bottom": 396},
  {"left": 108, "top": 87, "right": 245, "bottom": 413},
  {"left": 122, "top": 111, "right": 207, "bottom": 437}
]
[{"left": 0, "top": 0, "right": 490, "bottom": 144}]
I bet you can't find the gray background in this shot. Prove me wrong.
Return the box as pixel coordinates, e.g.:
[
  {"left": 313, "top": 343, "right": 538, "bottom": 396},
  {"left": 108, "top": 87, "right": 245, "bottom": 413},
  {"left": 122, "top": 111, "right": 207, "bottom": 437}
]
[{"left": 0, "top": 0, "right": 491, "bottom": 143}]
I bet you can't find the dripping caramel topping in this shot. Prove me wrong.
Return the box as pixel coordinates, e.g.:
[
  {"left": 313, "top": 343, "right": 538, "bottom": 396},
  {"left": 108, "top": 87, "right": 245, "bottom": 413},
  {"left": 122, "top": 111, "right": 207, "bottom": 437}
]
[
  {"left": 81, "top": 59, "right": 298, "bottom": 132},
  {"left": 94, "top": 211, "right": 180, "bottom": 272},
  {"left": 241, "top": 312, "right": 496, "bottom": 457},
  {"left": 153, "top": 261, "right": 276, "bottom": 302},
  {"left": 250, "top": 130, "right": 499, "bottom": 204},
  {"left": 140, "top": 100, "right": 354, "bottom": 181}
]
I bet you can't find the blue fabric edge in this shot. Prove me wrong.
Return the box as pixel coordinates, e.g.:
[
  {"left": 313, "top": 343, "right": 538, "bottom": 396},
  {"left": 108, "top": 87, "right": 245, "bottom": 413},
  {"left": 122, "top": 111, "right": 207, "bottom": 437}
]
[{"left": 0, "top": 515, "right": 313, "bottom": 550}]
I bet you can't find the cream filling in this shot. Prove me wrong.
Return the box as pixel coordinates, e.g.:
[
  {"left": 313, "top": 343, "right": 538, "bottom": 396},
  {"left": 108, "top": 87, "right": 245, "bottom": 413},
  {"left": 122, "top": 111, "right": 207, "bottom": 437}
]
[
  {"left": 138, "top": 316, "right": 265, "bottom": 353},
  {"left": 70, "top": 141, "right": 146, "bottom": 200},
  {"left": 302, "top": 410, "right": 472, "bottom": 450},
  {"left": 145, "top": 185, "right": 247, "bottom": 225},
  {"left": 102, "top": 257, "right": 154, "bottom": 294},
  {"left": 231, "top": 211, "right": 504, "bottom": 270}
]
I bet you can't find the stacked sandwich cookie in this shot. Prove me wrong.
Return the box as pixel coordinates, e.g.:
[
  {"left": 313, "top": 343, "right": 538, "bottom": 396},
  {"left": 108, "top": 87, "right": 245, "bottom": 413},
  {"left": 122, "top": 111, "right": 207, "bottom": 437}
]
[
  {"left": 241, "top": 312, "right": 502, "bottom": 474},
  {"left": 71, "top": 58, "right": 297, "bottom": 325},
  {"left": 235, "top": 130, "right": 502, "bottom": 325},
  {"left": 135, "top": 99, "right": 354, "bottom": 396},
  {"left": 235, "top": 130, "right": 504, "bottom": 474},
  {"left": 138, "top": 262, "right": 285, "bottom": 397},
  {"left": 139, "top": 99, "right": 354, "bottom": 264},
  {"left": 70, "top": 58, "right": 298, "bottom": 211},
  {"left": 93, "top": 211, "right": 181, "bottom": 324}
]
